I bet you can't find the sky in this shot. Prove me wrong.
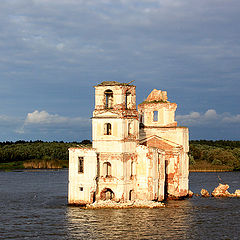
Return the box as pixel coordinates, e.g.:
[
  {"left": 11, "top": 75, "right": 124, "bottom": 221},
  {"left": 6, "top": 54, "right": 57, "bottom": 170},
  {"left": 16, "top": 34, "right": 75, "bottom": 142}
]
[{"left": 0, "top": 0, "right": 240, "bottom": 142}]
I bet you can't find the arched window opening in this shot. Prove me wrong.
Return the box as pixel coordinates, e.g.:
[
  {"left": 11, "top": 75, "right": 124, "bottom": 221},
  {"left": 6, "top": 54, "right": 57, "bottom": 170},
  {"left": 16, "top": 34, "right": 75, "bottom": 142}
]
[
  {"left": 105, "top": 89, "right": 113, "bottom": 109},
  {"left": 104, "top": 123, "right": 112, "bottom": 135},
  {"left": 125, "top": 91, "right": 131, "bottom": 109},
  {"left": 103, "top": 162, "right": 112, "bottom": 177},
  {"left": 100, "top": 188, "right": 115, "bottom": 201},
  {"left": 153, "top": 111, "right": 158, "bottom": 122}
]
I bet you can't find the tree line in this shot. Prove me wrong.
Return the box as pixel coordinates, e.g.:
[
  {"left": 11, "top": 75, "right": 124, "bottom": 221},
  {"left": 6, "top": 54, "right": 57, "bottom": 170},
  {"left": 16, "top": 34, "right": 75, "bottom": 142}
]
[
  {"left": 0, "top": 139, "right": 240, "bottom": 171},
  {"left": 189, "top": 140, "right": 240, "bottom": 171},
  {"left": 0, "top": 140, "right": 91, "bottom": 170}
]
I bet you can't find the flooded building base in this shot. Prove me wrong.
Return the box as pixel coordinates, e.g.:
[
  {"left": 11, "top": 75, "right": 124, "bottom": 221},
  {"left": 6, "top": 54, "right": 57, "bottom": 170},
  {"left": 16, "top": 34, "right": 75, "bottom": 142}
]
[{"left": 68, "top": 81, "right": 189, "bottom": 205}]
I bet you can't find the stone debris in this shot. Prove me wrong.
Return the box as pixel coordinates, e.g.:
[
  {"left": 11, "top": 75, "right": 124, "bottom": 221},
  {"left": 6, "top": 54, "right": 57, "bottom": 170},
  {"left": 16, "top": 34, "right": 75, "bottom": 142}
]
[
  {"left": 212, "top": 184, "right": 231, "bottom": 197},
  {"left": 234, "top": 189, "right": 240, "bottom": 197},
  {"left": 85, "top": 200, "right": 165, "bottom": 209},
  {"left": 211, "top": 183, "right": 240, "bottom": 197},
  {"left": 145, "top": 89, "right": 168, "bottom": 102},
  {"left": 201, "top": 189, "right": 210, "bottom": 197},
  {"left": 188, "top": 190, "right": 194, "bottom": 198}
]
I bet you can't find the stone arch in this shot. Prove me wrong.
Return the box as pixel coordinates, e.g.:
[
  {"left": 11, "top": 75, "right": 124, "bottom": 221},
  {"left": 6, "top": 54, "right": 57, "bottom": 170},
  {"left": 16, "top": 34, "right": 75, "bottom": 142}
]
[{"left": 100, "top": 188, "right": 115, "bottom": 201}]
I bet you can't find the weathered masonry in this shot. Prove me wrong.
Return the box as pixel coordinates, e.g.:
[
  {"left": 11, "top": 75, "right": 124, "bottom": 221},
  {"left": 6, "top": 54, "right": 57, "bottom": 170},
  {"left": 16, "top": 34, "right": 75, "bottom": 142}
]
[{"left": 68, "top": 81, "right": 189, "bottom": 205}]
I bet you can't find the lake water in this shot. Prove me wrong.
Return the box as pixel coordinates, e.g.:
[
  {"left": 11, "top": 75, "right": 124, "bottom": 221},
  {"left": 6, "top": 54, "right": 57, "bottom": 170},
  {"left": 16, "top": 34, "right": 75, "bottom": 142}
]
[{"left": 0, "top": 170, "right": 239, "bottom": 240}]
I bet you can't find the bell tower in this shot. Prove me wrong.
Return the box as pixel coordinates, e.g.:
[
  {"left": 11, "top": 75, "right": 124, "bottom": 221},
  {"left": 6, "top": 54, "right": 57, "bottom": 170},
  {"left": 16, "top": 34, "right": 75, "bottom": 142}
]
[{"left": 92, "top": 81, "right": 139, "bottom": 202}]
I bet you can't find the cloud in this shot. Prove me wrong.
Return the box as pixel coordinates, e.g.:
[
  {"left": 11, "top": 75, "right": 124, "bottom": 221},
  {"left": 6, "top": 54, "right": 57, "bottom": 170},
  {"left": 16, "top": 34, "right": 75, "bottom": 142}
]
[
  {"left": 13, "top": 110, "right": 91, "bottom": 141},
  {"left": 0, "top": 115, "right": 22, "bottom": 127},
  {"left": 223, "top": 114, "right": 240, "bottom": 123},
  {"left": 204, "top": 109, "right": 218, "bottom": 119},
  {"left": 23, "top": 110, "right": 90, "bottom": 127},
  {"left": 25, "top": 110, "right": 67, "bottom": 124},
  {"left": 176, "top": 109, "right": 240, "bottom": 127},
  {"left": 0, "top": 114, "right": 24, "bottom": 140}
]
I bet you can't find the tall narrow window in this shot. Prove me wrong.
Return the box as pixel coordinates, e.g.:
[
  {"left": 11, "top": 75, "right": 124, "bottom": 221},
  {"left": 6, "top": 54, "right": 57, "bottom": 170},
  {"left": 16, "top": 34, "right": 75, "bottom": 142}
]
[
  {"left": 129, "top": 190, "right": 133, "bottom": 200},
  {"left": 140, "top": 114, "right": 144, "bottom": 123},
  {"left": 139, "top": 113, "right": 144, "bottom": 129},
  {"left": 128, "top": 122, "right": 131, "bottom": 135},
  {"left": 104, "top": 123, "right": 112, "bottom": 135},
  {"left": 105, "top": 89, "right": 113, "bottom": 108},
  {"left": 153, "top": 111, "right": 158, "bottom": 122},
  {"left": 103, "top": 162, "right": 112, "bottom": 177},
  {"left": 125, "top": 91, "right": 131, "bottom": 109},
  {"left": 130, "top": 161, "right": 133, "bottom": 176},
  {"left": 78, "top": 157, "right": 84, "bottom": 173}
]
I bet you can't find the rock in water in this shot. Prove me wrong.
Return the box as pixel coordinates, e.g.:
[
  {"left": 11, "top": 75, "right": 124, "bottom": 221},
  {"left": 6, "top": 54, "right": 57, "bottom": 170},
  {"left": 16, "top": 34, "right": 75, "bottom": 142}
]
[
  {"left": 188, "top": 190, "right": 194, "bottom": 198},
  {"left": 212, "top": 183, "right": 231, "bottom": 197},
  {"left": 201, "top": 189, "right": 210, "bottom": 197},
  {"left": 234, "top": 189, "right": 240, "bottom": 197}
]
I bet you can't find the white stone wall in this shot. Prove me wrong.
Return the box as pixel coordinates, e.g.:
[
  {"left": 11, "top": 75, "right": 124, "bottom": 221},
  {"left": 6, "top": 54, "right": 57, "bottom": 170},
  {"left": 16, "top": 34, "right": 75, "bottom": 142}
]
[
  {"left": 135, "top": 145, "right": 165, "bottom": 201},
  {"left": 139, "top": 103, "right": 177, "bottom": 127},
  {"left": 68, "top": 148, "right": 97, "bottom": 204},
  {"left": 92, "top": 118, "right": 139, "bottom": 153},
  {"left": 138, "top": 95, "right": 189, "bottom": 199}
]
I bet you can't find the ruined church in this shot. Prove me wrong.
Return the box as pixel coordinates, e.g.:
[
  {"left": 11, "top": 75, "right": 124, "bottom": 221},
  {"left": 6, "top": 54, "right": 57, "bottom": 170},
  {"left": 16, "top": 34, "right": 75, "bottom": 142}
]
[{"left": 68, "top": 81, "right": 189, "bottom": 205}]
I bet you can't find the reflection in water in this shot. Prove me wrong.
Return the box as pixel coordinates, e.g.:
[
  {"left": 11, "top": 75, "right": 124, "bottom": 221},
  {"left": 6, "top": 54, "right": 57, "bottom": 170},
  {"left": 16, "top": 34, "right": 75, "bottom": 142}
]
[
  {"left": 66, "top": 200, "right": 194, "bottom": 240},
  {"left": 66, "top": 197, "right": 240, "bottom": 240}
]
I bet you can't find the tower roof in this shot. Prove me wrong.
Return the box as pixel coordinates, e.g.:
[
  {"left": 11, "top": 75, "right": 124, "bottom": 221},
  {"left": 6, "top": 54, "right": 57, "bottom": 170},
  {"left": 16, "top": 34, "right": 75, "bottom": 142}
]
[{"left": 96, "top": 81, "right": 135, "bottom": 87}]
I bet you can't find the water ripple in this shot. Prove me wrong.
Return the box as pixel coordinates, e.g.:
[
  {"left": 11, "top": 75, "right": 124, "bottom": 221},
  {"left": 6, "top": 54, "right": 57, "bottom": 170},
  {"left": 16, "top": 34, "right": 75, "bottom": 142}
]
[{"left": 0, "top": 171, "right": 239, "bottom": 240}]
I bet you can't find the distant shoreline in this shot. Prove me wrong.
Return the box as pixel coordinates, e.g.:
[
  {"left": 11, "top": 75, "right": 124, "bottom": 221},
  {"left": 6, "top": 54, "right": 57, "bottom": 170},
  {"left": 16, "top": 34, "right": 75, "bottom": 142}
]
[
  {"left": 0, "top": 167, "right": 237, "bottom": 172},
  {"left": 189, "top": 169, "right": 234, "bottom": 172}
]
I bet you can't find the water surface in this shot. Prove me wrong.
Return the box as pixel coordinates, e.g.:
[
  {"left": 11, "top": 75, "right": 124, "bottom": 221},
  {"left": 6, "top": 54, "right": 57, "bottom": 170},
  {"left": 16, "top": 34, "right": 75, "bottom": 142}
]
[{"left": 0, "top": 170, "right": 239, "bottom": 239}]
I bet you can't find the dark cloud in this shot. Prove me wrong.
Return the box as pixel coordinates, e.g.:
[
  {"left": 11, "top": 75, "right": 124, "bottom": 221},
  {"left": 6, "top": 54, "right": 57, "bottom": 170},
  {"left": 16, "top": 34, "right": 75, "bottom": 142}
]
[{"left": 0, "top": 0, "right": 239, "bottom": 140}]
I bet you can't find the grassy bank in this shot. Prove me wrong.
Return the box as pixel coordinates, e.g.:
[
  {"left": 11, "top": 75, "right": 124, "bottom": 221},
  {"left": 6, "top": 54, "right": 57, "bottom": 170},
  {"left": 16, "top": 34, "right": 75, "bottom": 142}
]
[
  {"left": 0, "top": 161, "right": 25, "bottom": 171},
  {"left": 0, "top": 140, "right": 90, "bottom": 171},
  {"left": 189, "top": 160, "right": 233, "bottom": 172},
  {"left": 0, "top": 160, "right": 69, "bottom": 171},
  {"left": 23, "top": 159, "right": 68, "bottom": 169}
]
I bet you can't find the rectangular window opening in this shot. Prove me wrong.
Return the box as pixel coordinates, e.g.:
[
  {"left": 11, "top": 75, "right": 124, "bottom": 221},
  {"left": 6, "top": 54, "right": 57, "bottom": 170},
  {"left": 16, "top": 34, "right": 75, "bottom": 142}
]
[
  {"left": 78, "top": 157, "right": 84, "bottom": 173},
  {"left": 104, "top": 123, "right": 112, "bottom": 135},
  {"left": 153, "top": 111, "right": 158, "bottom": 122},
  {"left": 128, "top": 122, "right": 131, "bottom": 136}
]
